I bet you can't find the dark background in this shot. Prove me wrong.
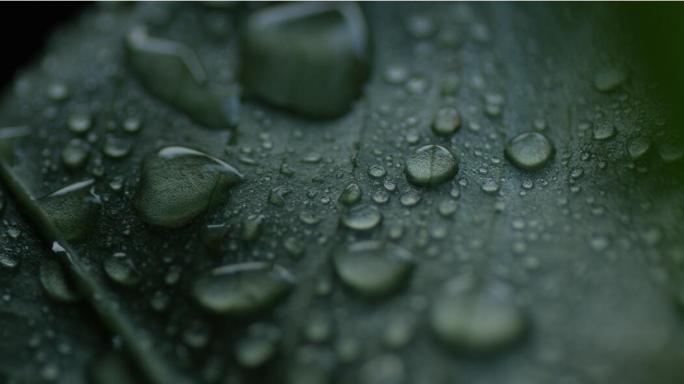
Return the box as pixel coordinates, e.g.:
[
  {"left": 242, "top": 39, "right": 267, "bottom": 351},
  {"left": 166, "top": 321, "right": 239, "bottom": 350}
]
[{"left": 0, "top": 3, "right": 84, "bottom": 90}]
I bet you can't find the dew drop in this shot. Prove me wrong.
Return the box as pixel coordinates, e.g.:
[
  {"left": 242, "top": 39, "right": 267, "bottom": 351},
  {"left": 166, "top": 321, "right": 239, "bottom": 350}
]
[
  {"left": 134, "top": 146, "right": 242, "bottom": 228},
  {"left": 193, "top": 262, "right": 294, "bottom": 316},
  {"left": 504, "top": 132, "right": 554, "bottom": 171},
  {"left": 40, "top": 179, "right": 100, "bottom": 242},
  {"left": 405, "top": 145, "right": 458, "bottom": 187},
  {"left": 340, "top": 204, "right": 382, "bottom": 231},
  {"left": 430, "top": 287, "right": 527, "bottom": 354},
  {"left": 242, "top": 2, "right": 369, "bottom": 118},
  {"left": 333, "top": 241, "right": 413, "bottom": 297}
]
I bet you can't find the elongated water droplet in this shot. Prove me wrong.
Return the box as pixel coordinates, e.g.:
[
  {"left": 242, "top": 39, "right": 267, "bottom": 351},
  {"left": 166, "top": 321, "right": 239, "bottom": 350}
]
[
  {"left": 242, "top": 2, "right": 370, "bottom": 117},
  {"left": 134, "top": 146, "right": 242, "bottom": 228},
  {"left": 126, "top": 27, "right": 239, "bottom": 129},
  {"left": 193, "top": 262, "right": 294, "bottom": 316},
  {"left": 430, "top": 287, "right": 527, "bottom": 354}
]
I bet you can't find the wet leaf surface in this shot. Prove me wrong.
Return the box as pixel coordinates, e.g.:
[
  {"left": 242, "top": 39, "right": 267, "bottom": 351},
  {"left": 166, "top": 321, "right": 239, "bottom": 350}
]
[{"left": 1, "top": 3, "right": 684, "bottom": 384}]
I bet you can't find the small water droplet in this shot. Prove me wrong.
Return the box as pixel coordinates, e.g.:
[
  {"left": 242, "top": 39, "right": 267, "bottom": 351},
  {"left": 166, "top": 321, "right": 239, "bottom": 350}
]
[
  {"left": 504, "top": 132, "right": 554, "bottom": 171},
  {"left": 432, "top": 107, "right": 461, "bottom": 136},
  {"left": 340, "top": 204, "right": 382, "bottom": 231}
]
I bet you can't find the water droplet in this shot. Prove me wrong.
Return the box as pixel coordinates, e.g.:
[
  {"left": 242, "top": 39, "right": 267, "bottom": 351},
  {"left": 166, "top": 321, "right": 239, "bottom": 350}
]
[
  {"left": 405, "top": 145, "right": 458, "bottom": 187},
  {"left": 339, "top": 182, "right": 362, "bottom": 205},
  {"left": 40, "top": 179, "right": 100, "bottom": 241},
  {"left": 193, "top": 262, "right": 294, "bottom": 316},
  {"left": 504, "top": 132, "right": 554, "bottom": 171},
  {"left": 589, "top": 234, "right": 610, "bottom": 251},
  {"left": 119, "top": 118, "right": 139, "bottom": 135},
  {"left": 432, "top": 108, "right": 461, "bottom": 136},
  {"left": 242, "top": 2, "right": 369, "bottom": 117},
  {"left": 481, "top": 179, "right": 499, "bottom": 194},
  {"left": 438, "top": 199, "right": 458, "bottom": 217},
  {"left": 340, "top": 204, "right": 382, "bottom": 231},
  {"left": 103, "top": 136, "right": 132, "bottom": 159},
  {"left": 61, "top": 139, "right": 90, "bottom": 170},
  {"left": 103, "top": 255, "right": 140, "bottom": 287},
  {"left": 0, "top": 254, "right": 18, "bottom": 270},
  {"left": 372, "top": 190, "right": 390, "bottom": 204},
  {"left": 626, "top": 136, "right": 650, "bottom": 160},
  {"left": 593, "top": 122, "right": 615, "bottom": 141},
  {"left": 368, "top": 164, "right": 387, "bottom": 179},
  {"left": 134, "top": 146, "right": 242, "bottom": 228},
  {"left": 430, "top": 287, "right": 527, "bottom": 354},
  {"left": 269, "top": 186, "right": 290, "bottom": 207},
  {"left": 658, "top": 142, "right": 684, "bottom": 163},
  {"left": 593, "top": 67, "right": 627, "bottom": 92},
  {"left": 360, "top": 354, "right": 406, "bottom": 384},
  {"left": 67, "top": 113, "right": 92, "bottom": 134},
  {"left": 47, "top": 83, "right": 69, "bottom": 101},
  {"left": 40, "top": 259, "right": 79, "bottom": 303},
  {"left": 236, "top": 324, "right": 280, "bottom": 368},
  {"left": 126, "top": 27, "right": 239, "bottom": 129},
  {"left": 399, "top": 190, "right": 421, "bottom": 207},
  {"left": 333, "top": 241, "right": 413, "bottom": 297},
  {"left": 242, "top": 214, "right": 264, "bottom": 242},
  {"left": 406, "top": 15, "right": 436, "bottom": 38},
  {"left": 383, "top": 65, "right": 408, "bottom": 85}
]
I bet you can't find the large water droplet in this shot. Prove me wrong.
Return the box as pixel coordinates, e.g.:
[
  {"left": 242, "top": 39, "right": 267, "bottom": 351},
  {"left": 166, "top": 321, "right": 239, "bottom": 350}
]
[
  {"left": 333, "top": 241, "right": 413, "bottom": 297},
  {"left": 405, "top": 145, "right": 458, "bottom": 187},
  {"left": 430, "top": 287, "right": 527, "bottom": 354},
  {"left": 241, "top": 2, "right": 370, "bottom": 117},
  {"left": 134, "top": 146, "right": 242, "bottom": 228},
  {"left": 40, "top": 179, "right": 100, "bottom": 241},
  {"left": 193, "top": 262, "right": 294, "bottom": 316},
  {"left": 504, "top": 132, "right": 554, "bottom": 171},
  {"left": 126, "top": 27, "right": 239, "bottom": 129}
]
